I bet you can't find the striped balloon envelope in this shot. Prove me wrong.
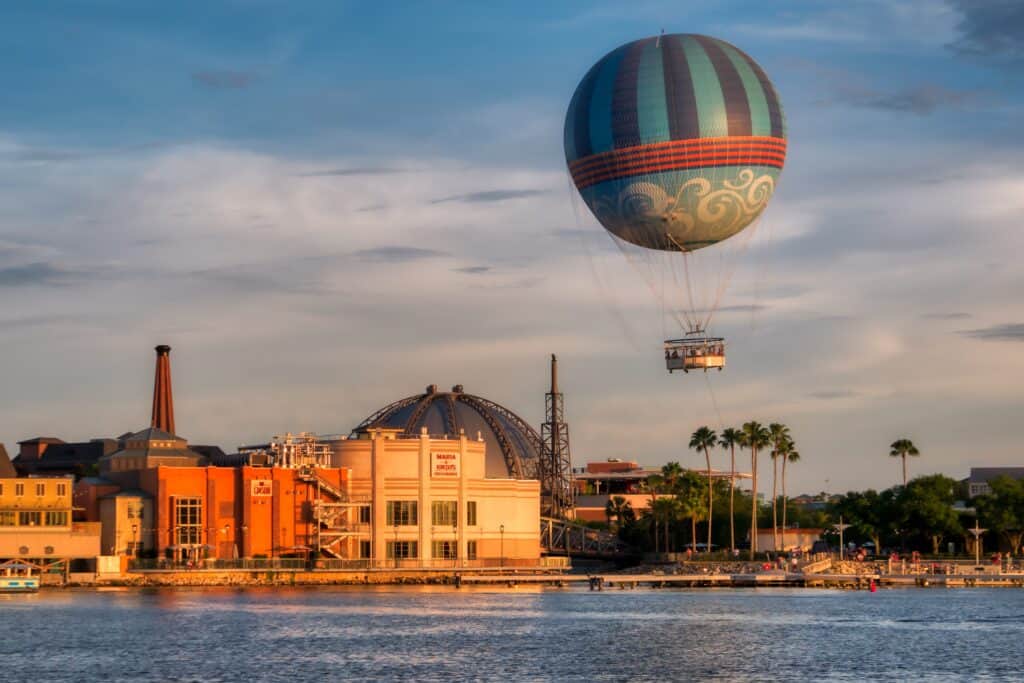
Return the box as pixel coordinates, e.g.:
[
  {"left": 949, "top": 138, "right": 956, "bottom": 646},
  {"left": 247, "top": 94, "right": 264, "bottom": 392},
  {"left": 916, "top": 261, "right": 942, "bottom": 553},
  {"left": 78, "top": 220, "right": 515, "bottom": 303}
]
[{"left": 565, "top": 34, "right": 786, "bottom": 253}]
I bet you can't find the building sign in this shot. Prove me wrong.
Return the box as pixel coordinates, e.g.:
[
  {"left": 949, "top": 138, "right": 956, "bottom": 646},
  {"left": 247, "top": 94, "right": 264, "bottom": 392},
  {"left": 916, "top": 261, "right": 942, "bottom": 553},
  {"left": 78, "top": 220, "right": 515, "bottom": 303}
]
[
  {"left": 250, "top": 480, "right": 272, "bottom": 497},
  {"left": 431, "top": 452, "right": 460, "bottom": 478}
]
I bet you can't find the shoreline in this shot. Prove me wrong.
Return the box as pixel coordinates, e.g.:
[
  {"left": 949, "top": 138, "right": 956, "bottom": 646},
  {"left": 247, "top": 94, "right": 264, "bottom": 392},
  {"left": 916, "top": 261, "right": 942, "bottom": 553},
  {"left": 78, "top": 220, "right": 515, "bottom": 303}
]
[{"left": 34, "top": 568, "right": 1024, "bottom": 590}]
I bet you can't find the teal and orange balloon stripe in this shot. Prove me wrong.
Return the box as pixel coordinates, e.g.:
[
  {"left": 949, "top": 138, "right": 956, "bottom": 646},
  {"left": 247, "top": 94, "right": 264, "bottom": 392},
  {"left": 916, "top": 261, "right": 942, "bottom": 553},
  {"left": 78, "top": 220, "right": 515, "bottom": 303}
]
[
  {"left": 570, "top": 137, "right": 786, "bottom": 190},
  {"left": 568, "top": 135, "right": 786, "bottom": 175}
]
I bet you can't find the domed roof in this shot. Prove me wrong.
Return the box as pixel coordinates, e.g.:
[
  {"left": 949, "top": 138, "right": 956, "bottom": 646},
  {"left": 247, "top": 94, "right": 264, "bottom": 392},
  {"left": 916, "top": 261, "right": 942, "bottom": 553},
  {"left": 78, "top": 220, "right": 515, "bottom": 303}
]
[{"left": 352, "top": 385, "right": 540, "bottom": 479}]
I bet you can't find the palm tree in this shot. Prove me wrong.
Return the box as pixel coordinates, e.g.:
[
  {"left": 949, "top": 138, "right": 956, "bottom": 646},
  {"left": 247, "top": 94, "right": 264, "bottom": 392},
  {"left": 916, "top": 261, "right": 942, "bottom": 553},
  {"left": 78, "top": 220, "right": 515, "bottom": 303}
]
[
  {"left": 741, "top": 421, "right": 770, "bottom": 559},
  {"left": 778, "top": 438, "right": 800, "bottom": 550},
  {"left": 768, "top": 423, "right": 790, "bottom": 552},
  {"left": 719, "top": 427, "right": 741, "bottom": 554},
  {"left": 689, "top": 426, "right": 718, "bottom": 552},
  {"left": 890, "top": 438, "right": 920, "bottom": 487},
  {"left": 661, "top": 461, "right": 684, "bottom": 493},
  {"left": 605, "top": 496, "right": 633, "bottom": 532}
]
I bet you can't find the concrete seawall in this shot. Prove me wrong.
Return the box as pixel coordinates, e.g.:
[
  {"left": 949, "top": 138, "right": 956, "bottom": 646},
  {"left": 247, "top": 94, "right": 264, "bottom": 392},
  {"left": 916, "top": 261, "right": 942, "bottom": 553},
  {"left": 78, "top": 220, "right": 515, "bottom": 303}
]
[{"left": 66, "top": 569, "right": 554, "bottom": 587}]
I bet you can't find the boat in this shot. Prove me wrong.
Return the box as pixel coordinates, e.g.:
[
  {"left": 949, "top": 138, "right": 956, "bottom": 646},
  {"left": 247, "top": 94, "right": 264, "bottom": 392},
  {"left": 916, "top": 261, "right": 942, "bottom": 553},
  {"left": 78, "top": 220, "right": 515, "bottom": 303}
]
[{"left": 0, "top": 561, "right": 41, "bottom": 593}]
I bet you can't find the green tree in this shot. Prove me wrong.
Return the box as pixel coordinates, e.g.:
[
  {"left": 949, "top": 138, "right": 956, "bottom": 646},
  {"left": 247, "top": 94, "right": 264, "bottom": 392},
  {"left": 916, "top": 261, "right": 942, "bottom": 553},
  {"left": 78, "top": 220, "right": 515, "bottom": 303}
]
[
  {"left": 650, "top": 496, "right": 679, "bottom": 553},
  {"left": 898, "top": 474, "right": 961, "bottom": 554},
  {"left": 976, "top": 477, "right": 1024, "bottom": 554},
  {"left": 718, "top": 427, "right": 742, "bottom": 554},
  {"left": 830, "top": 489, "right": 894, "bottom": 551},
  {"left": 741, "top": 421, "right": 771, "bottom": 558},
  {"left": 890, "top": 438, "right": 920, "bottom": 487},
  {"left": 676, "top": 471, "right": 707, "bottom": 552},
  {"left": 689, "top": 426, "right": 718, "bottom": 551}
]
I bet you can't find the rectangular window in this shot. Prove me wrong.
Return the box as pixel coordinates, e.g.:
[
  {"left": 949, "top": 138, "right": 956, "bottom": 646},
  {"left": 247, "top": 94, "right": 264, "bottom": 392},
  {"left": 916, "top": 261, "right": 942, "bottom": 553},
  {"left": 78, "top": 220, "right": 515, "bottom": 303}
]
[
  {"left": 15, "top": 483, "right": 24, "bottom": 497},
  {"left": 174, "top": 496, "right": 203, "bottom": 546},
  {"left": 359, "top": 540, "right": 372, "bottom": 559},
  {"left": 0, "top": 483, "right": 4, "bottom": 496},
  {"left": 432, "top": 540, "right": 457, "bottom": 560},
  {"left": 467, "top": 540, "right": 478, "bottom": 560},
  {"left": 431, "top": 501, "right": 457, "bottom": 527},
  {"left": 359, "top": 506, "right": 371, "bottom": 524},
  {"left": 0, "top": 511, "right": 15, "bottom": 526},
  {"left": 56, "top": 483, "right": 67, "bottom": 497},
  {"left": 467, "top": 501, "right": 477, "bottom": 527},
  {"left": 44, "top": 511, "right": 68, "bottom": 526},
  {"left": 35, "top": 483, "right": 45, "bottom": 497},
  {"left": 385, "top": 540, "right": 418, "bottom": 559},
  {"left": 18, "top": 511, "right": 41, "bottom": 526},
  {"left": 385, "top": 501, "right": 417, "bottom": 526}
]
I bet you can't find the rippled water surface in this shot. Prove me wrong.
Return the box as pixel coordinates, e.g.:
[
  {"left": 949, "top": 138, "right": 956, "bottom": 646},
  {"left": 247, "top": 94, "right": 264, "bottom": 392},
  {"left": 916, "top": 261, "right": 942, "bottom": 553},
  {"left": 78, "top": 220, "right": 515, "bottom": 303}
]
[{"left": 3, "top": 586, "right": 1023, "bottom": 681}]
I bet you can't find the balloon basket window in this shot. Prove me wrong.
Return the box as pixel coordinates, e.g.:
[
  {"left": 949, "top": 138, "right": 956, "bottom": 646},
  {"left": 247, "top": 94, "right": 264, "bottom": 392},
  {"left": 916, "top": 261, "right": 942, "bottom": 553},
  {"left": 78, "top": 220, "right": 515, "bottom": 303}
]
[{"left": 665, "top": 337, "right": 725, "bottom": 373}]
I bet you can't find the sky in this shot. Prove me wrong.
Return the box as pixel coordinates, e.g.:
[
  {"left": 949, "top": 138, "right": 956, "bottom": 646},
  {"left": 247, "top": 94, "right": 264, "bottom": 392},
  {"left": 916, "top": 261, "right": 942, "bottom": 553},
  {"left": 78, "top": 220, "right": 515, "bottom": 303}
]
[{"left": 2, "top": 0, "right": 1024, "bottom": 496}]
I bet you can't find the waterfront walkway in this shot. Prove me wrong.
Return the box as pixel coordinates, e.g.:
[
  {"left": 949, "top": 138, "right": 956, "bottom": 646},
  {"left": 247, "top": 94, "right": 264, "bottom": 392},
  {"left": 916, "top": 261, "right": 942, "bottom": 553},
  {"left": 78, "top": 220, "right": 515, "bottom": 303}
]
[
  {"left": 459, "top": 572, "right": 1024, "bottom": 589},
  {"left": 54, "top": 567, "right": 1024, "bottom": 589}
]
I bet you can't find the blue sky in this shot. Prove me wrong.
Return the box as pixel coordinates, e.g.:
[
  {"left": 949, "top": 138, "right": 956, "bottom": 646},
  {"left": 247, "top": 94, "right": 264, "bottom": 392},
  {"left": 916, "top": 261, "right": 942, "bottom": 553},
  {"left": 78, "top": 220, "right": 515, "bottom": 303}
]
[{"left": 2, "top": 0, "right": 1024, "bottom": 494}]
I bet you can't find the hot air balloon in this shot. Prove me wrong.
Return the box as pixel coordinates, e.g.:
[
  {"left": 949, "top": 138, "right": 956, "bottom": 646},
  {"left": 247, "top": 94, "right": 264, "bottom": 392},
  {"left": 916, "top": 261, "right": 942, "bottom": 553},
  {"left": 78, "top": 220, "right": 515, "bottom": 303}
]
[{"left": 565, "top": 33, "right": 786, "bottom": 373}]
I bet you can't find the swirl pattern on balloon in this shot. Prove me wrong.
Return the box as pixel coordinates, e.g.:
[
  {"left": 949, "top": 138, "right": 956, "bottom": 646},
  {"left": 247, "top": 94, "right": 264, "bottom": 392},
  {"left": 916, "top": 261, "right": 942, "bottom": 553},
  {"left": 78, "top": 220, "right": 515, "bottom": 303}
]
[{"left": 586, "top": 166, "right": 777, "bottom": 251}]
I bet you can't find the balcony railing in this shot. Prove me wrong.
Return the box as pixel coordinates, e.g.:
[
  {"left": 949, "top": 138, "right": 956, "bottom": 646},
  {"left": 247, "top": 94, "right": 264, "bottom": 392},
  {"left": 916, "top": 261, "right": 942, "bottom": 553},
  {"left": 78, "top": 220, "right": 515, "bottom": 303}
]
[{"left": 129, "top": 558, "right": 307, "bottom": 571}]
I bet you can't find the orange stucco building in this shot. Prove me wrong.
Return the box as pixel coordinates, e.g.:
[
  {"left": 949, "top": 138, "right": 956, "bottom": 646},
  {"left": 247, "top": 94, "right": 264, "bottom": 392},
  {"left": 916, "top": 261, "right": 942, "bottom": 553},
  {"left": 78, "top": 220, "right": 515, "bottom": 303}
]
[
  {"left": 140, "top": 465, "right": 348, "bottom": 559},
  {"left": 75, "top": 425, "right": 352, "bottom": 560}
]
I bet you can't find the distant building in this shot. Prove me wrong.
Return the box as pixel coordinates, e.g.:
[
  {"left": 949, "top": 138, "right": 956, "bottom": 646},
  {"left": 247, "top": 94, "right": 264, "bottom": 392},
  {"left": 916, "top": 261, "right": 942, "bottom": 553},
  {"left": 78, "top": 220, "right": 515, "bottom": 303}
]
[
  {"left": 965, "top": 467, "right": 1024, "bottom": 498},
  {"left": 0, "top": 445, "right": 16, "bottom": 478},
  {"left": 74, "top": 347, "right": 542, "bottom": 566},
  {"left": 0, "top": 476, "right": 101, "bottom": 563},
  {"left": 787, "top": 493, "right": 835, "bottom": 512},
  {"left": 13, "top": 437, "right": 119, "bottom": 478},
  {"left": 98, "top": 427, "right": 207, "bottom": 483},
  {"left": 754, "top": 527, "right": 823, "bottom": 553},
  {"left": 573, "top": 458, "right": 750, "bottom": 524}
]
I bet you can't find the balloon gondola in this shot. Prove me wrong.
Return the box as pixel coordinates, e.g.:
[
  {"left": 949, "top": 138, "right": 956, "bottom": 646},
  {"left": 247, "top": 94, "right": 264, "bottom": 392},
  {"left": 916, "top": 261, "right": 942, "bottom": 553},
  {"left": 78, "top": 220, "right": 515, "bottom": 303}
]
[
  {"left": 665, "top": 334, "right": 725, "bottom": 373},
  {"left": 564, "top": 33, "right": 786, "bottom": 374}
]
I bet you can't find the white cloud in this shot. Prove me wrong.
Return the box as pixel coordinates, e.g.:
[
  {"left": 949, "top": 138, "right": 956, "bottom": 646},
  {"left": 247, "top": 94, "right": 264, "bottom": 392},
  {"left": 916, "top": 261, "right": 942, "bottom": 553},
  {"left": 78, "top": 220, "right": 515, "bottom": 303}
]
[{"left": 2, "top": 130, "right": 1024, "bottom": 496}]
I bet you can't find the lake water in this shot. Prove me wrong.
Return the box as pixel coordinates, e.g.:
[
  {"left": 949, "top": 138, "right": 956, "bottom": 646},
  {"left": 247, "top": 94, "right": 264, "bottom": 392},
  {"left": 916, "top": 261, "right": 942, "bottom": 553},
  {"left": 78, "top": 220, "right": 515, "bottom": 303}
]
[{"left": 2, "top": 586, "right": 1022, "bottom": 681}]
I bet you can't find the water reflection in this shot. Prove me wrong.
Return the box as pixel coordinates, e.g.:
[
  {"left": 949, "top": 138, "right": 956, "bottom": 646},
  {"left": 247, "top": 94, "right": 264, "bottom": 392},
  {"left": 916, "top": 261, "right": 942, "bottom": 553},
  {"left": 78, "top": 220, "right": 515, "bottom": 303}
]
[{"left": 2, "top": 587, "right": 1023, "bottom": 681}]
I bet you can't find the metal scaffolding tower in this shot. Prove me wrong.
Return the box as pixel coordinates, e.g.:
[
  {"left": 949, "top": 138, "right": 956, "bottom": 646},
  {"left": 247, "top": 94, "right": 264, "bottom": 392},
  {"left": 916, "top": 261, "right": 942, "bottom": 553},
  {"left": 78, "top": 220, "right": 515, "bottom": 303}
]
[
  {"left": 296, "top": 466, "right": 366, "bottom": 559},
  {"left": 540, "top": 354, "right": 574, "bottom": 518}
]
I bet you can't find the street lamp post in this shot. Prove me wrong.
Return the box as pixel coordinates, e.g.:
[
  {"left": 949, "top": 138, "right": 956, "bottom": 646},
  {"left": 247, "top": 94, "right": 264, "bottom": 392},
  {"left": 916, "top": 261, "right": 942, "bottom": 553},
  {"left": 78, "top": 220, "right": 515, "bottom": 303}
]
[
  {"left": 834, "top": 517, "right": 852, "bottom": 562},
  {"left": 969, "top": 519, "right": 987, "bottom": 567},
  {"left": 499, "top": 524, "right": 505, "bottom": 570},
  {"left": 393, "top": 522, "right": 399, "bottom": 570},
  {"left": 453, "top": 522, "right": 458, "bottom": 570},
  {"left": 131, "top": 524, "right": 139, "bottom": 558}
]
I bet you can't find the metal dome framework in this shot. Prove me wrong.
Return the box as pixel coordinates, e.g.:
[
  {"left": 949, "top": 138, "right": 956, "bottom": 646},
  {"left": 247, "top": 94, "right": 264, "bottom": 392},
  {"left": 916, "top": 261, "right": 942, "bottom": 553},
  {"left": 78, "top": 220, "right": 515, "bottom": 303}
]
[{"left": 352, "top": 385, "right": 542, "bottom": 481}]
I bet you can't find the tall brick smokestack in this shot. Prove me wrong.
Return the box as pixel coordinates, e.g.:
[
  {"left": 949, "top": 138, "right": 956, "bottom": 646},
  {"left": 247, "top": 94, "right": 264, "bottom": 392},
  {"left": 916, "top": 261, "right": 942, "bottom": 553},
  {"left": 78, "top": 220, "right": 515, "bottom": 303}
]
[{"left": 151, "top": 345, "right": 175, "bottom": 434}]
